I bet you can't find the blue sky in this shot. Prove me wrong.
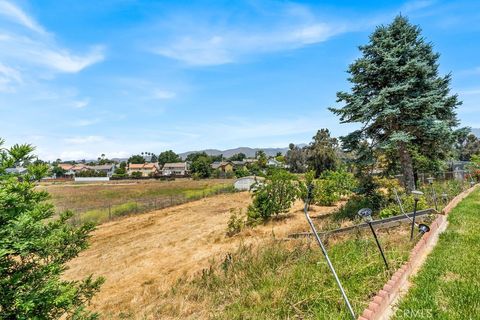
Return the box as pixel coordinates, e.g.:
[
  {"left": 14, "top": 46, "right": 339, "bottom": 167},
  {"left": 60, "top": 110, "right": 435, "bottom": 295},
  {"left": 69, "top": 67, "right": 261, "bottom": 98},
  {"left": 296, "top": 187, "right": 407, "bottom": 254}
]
[{"left": 0, "top": 0, "right": 479, "bottom": 160}]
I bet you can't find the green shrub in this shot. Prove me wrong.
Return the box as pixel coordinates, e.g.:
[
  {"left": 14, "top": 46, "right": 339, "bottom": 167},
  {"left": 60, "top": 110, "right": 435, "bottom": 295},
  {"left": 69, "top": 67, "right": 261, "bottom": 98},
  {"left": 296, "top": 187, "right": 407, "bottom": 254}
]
[
  {"left": 131, "top": 171, "right": 143, "bottom": 178},
  {"left": 313, "top": 178, "right": 340, "bottom": 206},
  {"left": 247, "top": 170, "right": 297, "bottom": 223},
  {"left": 332, "top": 194, "right": 375, "bottom": 220},
  {"left": 226, "top": 209, "right": 244, "bottom": 237},
  {"left": 298, "top": 170, "right": 316, "bottom": 203}
]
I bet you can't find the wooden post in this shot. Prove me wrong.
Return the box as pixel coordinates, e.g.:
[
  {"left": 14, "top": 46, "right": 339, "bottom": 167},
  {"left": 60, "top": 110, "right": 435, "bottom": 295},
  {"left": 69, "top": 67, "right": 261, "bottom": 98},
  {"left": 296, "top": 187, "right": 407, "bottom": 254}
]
[{"left": 108, "top": 204, "right": 112, "bottom": 220}]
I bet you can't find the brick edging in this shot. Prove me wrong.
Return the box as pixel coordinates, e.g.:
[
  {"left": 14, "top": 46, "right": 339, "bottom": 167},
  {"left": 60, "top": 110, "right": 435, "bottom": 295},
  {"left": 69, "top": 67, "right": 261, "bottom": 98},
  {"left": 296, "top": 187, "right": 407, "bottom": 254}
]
[{"left": 358, "top": 184, "right": 478, "bottom": 320}]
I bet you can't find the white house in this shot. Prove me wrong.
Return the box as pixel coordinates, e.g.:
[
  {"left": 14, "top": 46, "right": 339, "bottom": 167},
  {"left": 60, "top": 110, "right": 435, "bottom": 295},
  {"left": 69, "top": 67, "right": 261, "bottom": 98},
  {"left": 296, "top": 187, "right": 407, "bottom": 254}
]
[{"left": 162, "top": 162, "right": 189, "bottom": 176}]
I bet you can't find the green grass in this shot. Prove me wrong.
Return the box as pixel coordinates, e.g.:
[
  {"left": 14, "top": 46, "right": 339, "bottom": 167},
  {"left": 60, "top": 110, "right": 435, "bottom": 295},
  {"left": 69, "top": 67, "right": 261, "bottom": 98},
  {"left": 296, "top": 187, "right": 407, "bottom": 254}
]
[
  {"left": 393, "top": 188, "right": 480, "bottom": 320},
  {"left": 156, "top": 226, "right": 416, "bottom": 319}
]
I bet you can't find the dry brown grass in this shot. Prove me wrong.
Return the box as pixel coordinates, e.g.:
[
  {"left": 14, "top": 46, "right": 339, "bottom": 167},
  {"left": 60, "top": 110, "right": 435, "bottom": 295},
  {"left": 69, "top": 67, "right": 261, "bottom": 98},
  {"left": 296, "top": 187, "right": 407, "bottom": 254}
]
[{"left": 64, "top": 191, "right": 341, "bottom": 319}]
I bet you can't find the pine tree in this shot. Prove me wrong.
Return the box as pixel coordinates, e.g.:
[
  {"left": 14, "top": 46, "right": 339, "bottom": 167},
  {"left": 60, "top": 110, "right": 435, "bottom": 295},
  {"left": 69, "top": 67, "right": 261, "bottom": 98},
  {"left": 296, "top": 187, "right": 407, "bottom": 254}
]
[
  {"left": 0, "top": 139, "right": 103, "bottom": 318},
  {"left": 330, "top": 15, "right": 462, "bottom": 191}
]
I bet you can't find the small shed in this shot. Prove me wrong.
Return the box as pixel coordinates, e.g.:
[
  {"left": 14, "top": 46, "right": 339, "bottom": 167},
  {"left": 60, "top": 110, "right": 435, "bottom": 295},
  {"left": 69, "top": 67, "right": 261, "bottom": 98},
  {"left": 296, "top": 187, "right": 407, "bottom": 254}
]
[{"left": 234, "top": 176, "right": 265, "bottom": 191}]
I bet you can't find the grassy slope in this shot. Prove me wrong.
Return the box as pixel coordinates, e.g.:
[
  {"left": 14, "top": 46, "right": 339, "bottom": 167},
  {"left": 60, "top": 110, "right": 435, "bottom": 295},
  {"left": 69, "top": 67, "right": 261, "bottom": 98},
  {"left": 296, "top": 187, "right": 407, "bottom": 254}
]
[
  {"left": 156, "top": 225, "right": 416, "bottom": 319},
  {"left": 393, "top": 188, "right": 480, "bottom": 319}
]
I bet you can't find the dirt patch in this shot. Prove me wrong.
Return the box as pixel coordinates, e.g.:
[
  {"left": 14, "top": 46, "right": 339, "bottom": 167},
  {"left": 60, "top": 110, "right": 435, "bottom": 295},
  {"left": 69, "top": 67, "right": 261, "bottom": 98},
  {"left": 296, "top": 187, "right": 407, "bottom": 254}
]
[{"left": 65, "top": 192, "right": 340, "bottom": 318}]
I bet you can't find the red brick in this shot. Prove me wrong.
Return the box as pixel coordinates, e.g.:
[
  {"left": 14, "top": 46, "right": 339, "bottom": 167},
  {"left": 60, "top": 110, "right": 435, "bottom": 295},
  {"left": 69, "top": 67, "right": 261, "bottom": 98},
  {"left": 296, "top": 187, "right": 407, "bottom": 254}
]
[
  {"left": 373, "top": 295, "right": 384, "bottom": 305},
  {"left": 361, "top": 309, "right": 374, "bottom": 319},
  {"left": 379, "top": 289, "right": 389, "bottom": 299},
  {"left": 368, "top": 301, "right": 380, "bottom": 313}
]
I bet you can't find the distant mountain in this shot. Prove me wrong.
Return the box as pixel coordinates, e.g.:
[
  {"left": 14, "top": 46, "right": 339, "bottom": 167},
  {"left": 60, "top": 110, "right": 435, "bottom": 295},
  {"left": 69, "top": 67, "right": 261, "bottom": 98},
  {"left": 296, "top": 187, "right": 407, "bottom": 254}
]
[
  {"left": 471, "top": 128, "right": 480, "bottom": 138},
  {"left": 178, "top": 145, "right": 306, "bottom": 160}
]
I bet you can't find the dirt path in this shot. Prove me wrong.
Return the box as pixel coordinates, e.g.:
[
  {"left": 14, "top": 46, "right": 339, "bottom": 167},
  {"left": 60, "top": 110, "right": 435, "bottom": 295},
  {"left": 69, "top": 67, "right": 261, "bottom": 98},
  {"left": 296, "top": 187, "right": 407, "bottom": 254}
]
[{"left": 65, "top": 191, "right": 339, "bottom": 318}]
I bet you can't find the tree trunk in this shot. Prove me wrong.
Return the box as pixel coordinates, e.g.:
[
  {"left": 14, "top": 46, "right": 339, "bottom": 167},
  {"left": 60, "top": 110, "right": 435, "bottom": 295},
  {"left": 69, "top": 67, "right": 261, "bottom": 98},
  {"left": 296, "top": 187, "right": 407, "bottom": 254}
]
[{"left": 398, "top": 143, "right": 415, "bottom": 192}]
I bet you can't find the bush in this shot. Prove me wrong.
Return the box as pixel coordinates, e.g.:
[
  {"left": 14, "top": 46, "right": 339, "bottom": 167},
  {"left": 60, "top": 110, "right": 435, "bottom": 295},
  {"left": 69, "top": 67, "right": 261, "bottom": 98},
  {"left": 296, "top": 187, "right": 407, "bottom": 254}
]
[
  {"left": 76, "top": 169, "right": 107, "bottom": 177},
  {"left": 298, "top": 170, "right": 316, "bottom": 203},
  {"left": 247, "top": 170, "right": 297, "bottom": 223},
  {"left": 313, "top": 178, "right": 340, "bottom": 206},
  {"left": 131, "top": 171, "right": 143, "bottom": 178},
  {"left": 226, "top": 209, "right": 244, "bottom": 237}
]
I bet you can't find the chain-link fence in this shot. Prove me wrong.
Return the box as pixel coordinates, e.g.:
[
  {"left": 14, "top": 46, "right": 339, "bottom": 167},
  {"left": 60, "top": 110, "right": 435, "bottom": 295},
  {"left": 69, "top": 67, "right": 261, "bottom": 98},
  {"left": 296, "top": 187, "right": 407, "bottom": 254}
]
[{"left": 64, "top": 184, "right": 236, "bottom": 226}]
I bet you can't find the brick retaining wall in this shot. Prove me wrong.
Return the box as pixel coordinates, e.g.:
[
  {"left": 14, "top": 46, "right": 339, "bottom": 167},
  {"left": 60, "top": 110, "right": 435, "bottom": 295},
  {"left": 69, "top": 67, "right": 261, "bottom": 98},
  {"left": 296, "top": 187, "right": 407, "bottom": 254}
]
[{"left": 358, "top": 184, "right": 478, "bottom": 320}]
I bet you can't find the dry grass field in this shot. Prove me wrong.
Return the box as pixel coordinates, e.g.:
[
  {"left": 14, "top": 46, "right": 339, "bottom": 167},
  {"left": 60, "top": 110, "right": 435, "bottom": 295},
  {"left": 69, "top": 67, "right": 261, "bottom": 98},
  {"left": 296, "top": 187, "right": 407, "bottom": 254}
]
[
  {"left": 64, "top": 191, "right": 344, "bottom": 319},
  {"left": 39, "top": 179, "right": 234, "bottom": 210}
]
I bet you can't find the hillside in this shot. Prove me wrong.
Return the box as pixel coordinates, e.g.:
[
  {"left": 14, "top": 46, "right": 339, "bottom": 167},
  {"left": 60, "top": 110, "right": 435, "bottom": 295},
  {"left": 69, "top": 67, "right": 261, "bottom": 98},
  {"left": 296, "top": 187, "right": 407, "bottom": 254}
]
[{"left": 178, "top": 145, "right": 306, "bottom": 159}]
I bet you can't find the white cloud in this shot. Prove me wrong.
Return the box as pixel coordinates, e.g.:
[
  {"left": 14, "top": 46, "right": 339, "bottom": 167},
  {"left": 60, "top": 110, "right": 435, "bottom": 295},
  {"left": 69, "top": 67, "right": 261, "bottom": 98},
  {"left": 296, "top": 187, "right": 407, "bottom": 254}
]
[
  {"left": 0, "top": 0, "right": 105, "bottom": 89},
  {"left": 0, "top": 0, "right": 45, "bottom": 34},
  {"left": 74, "top": 118, "right": 100, "bottom": 127},
  {"left": 151, "top": 3, "right": 345, "bottom": 66},
  {"left": 154, "top": 23, "right": 340, "bottom": 66},
  {"left": 0, "top": 62, "right": 21, "bottom": 92},
  {"left": 152, "top": 89, "right": 176, "bottom": 100},
  {"left": 72, "top": 98, "right": 90, "bottom": 108},
  {"left": 64, "top": 135, "right": 104, "bottom": 144}
]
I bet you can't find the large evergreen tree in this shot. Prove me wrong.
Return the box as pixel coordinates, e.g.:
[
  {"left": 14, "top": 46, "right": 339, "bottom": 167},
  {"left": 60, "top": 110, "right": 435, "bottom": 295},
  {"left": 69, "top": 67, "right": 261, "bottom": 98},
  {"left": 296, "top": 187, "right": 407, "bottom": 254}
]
[
  {"left": 0, "top": 139, "right": 103, "bottom": 318},
  {"left": 330, "top": 15, "right": 462, "bottom": 191}
]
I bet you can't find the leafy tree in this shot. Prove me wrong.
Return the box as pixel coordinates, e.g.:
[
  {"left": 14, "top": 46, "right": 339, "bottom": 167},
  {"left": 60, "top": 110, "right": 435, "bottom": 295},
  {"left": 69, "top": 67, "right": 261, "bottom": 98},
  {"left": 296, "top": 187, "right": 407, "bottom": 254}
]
[
  {"left": 0, "top": 138, "right": 103, "bottom": 319},
  {"left": 52, "top": 164, "right": 67, "bottom": 178},
  {"left": 455, "top": 131, "right": 480, "bottom": 161},
  {"left": 158, "top": 150, "right": 181, "bottom": 165},
  {"left": 305, "top": 129, "right": 338, "bottom": 177},
  {"left": 255, "top": 150, "right": 267, "bottom": 168},
  {"left": 285, "top": 143, "right": 306, "bottom": 173},
  {"left": 234, "top": 166, "right": 250, "bottom": 178},
  {"left": 247, "top": 170, "right": 297, "bottom": 222},
  {"left": 114, "top": 161, "right": 127, "bottom": 175},
  {"left": 186, "top": 152, "right": 209, "bottom": 162},
  {"left": 190, "top": 156, "right": 212, "bottom": 178},
  {"left": 27, "top": 162, "right": 50, "bottom": 181},
  {"left": 330, "top": 16, "right": 462, "bottom": 191},
  {"left": 128, "top": 154, "right": 146, "bottom": 164},
  {"left": 210, "top": 154, "right": 223, "bottom": 162},
  {"left": 228, "top": 153, "right": 247, "bottom": 161}
]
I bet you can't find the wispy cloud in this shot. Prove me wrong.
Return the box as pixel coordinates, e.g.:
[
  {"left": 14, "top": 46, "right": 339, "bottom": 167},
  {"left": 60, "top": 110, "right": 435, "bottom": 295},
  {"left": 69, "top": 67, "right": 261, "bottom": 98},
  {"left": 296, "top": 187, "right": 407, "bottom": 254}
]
[
  {"left": 74, "top": 118, "right": 101, "bottom": 127},
  {"left": 0, "top": 0, "right": 45, "bottom": 34},
  {"left": 72, "top": 98, "right": 90, "bottom": 108},
  {"left": 151, "top": 3, "right": 346, "bottom": 66},
  {"left": 0, "top": 0, "right": 104, "bottom": 88},
  {"left": 152, "top": 89, "right": 176, "bottom": 100},
  {"left": 64, "top": 135, "right": 104, "bottom": 144},
  {"left": 0, "top": 62, "right": 21, "bottom": 92}
]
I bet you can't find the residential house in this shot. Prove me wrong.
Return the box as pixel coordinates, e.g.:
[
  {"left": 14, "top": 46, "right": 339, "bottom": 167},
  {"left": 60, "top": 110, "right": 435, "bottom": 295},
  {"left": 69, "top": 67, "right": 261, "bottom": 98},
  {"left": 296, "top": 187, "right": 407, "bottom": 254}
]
[
  {"left": 5, "top": 167, "right": 28, "bottom": 175},
  {"left": 58, "top": 163, "right": 89, "bottom": 176},
  {"left": 88, "top": 164, "right": 117, "bottom": 177},
  {"left": 127, "top": 163, "right": 160, "bottom": 177},
  {"left": 267, "top": 158, "right": 284, "bottom": 168},
  {"left": 162, "top": 162, "right": 189, "bottom": 176},
  {"left": 231, "top": 160, "right": 247, "bottom": 169},
  {"left": 211, "top": 161, "right": 234, "bottom": 173}
]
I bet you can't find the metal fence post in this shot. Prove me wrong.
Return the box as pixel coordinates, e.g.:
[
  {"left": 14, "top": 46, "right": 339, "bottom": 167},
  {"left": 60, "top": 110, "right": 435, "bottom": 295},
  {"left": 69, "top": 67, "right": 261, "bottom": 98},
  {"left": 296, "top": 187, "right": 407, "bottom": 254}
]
[{"left": 108, "top": 204, "right": 112, "bottom": 220}]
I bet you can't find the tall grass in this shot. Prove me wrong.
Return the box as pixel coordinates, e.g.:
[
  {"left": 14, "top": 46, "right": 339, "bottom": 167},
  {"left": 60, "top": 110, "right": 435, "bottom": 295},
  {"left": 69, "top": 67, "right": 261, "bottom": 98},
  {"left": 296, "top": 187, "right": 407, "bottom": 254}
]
[{"left": 156, "top": 226, "right": 415, "bottom": 319}]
